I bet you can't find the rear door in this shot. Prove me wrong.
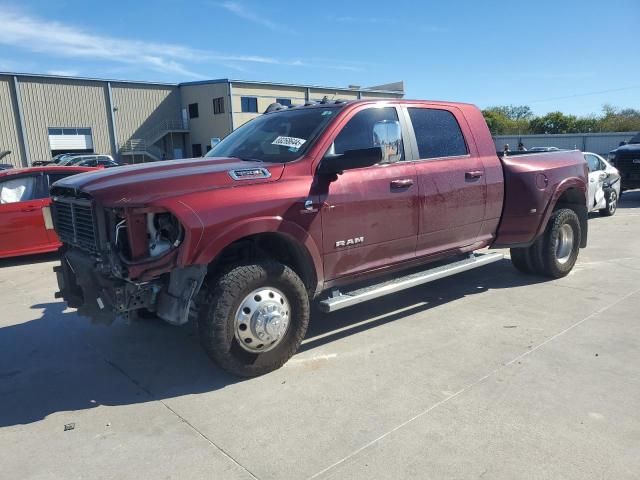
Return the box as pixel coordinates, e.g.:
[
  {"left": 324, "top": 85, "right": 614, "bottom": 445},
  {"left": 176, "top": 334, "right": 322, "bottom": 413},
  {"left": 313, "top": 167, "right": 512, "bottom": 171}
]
[
  {"left": 319, "top": 105, "right": 418, "bottom": 280},
  {"left": 0, "top": 173, "right": 51, "bottom": 257},
  {"left": 403, "top": 106, "right": 487, "bottom": 257}
]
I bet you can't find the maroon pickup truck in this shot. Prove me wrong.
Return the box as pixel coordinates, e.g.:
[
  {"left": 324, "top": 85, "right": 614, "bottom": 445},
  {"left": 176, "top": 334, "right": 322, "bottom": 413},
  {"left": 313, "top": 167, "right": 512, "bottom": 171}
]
[{"left": 51, "top": 99, "right": 588, "bottom": 376}]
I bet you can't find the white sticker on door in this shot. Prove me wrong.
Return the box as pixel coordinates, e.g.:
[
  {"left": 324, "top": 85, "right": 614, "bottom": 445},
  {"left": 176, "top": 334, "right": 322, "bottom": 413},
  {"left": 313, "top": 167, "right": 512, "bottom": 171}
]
[{"left": 272, "top": 136, "right": 307, "bottom": 149}]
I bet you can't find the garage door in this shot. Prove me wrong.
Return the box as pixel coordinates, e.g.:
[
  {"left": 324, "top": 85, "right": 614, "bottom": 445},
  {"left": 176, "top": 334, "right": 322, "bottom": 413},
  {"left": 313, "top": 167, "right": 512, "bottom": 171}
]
[{"left": 48, "top": 128, "right": 93, "bottom": 151}]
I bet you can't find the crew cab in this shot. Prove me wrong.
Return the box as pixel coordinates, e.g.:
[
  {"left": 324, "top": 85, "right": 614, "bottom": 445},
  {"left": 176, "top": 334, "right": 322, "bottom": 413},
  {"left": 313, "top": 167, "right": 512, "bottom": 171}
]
[
  {"left": 51, "top": 99, "right": 588, "bottom": 376},
  {"left": 608, "top": 132, "right": 640, "bottom": 193},
  {"left": 0, "top": 166, "right": 95, "bottom": 258}
]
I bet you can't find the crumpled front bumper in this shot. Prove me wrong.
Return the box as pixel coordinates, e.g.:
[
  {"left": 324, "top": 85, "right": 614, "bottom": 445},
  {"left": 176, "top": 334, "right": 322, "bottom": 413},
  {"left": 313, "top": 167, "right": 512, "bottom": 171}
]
[{"left": 54, "top": 248, "right": 206, "bottom": 325}]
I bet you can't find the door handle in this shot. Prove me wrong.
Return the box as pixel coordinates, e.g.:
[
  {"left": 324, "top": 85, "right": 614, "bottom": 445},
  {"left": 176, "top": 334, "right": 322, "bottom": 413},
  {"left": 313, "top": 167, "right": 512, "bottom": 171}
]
[
  {"left": 21, "top": 206, "right": 38, "bottom": 212},
  {"left": 465, "top": 170, "right": 484, "bottom": 180},
  {"left": 390, "top": 179, "right": 414, "bottom": 189}
]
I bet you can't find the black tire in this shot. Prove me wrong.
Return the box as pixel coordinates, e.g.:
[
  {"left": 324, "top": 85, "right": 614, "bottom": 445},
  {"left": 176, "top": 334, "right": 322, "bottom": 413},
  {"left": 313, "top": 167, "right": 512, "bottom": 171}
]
[
  {"left": 527, "top": 235, "right": 545, "bottom": 275},
  {"left": 510, "top": 247, "right": 534, "bottom": 274},
  {"left": 198, "top": 261, "right": 309, "bottom": 377},
  {"left": 539, "top": 208, "right": 581, "bottom": 278},
  {"left": 599, "top": 190, "right": 618, "bottom": 217}
]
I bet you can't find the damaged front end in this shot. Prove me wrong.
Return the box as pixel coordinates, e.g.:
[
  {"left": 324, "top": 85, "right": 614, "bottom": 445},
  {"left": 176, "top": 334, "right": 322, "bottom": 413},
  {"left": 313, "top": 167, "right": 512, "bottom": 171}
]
[{"left": 51, "top": 186, "right": 205, "bottom": 325}]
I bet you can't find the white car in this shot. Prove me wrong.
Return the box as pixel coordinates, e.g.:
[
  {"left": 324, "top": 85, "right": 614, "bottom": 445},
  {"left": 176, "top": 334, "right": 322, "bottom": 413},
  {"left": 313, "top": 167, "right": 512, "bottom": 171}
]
[{"left": 584, "top": 152, "right": 621, "bottom": 216}]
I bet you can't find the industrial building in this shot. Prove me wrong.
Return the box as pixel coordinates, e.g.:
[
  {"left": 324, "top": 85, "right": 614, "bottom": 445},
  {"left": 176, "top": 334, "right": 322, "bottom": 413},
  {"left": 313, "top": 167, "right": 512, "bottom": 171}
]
[{"left": 0, "top": 72, "right": 404, "bottom": 168}]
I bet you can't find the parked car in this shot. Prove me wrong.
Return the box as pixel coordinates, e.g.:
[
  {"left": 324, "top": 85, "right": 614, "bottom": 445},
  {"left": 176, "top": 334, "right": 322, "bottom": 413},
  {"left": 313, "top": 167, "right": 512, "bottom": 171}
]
[
  {"left": 0, "top": 166, "right": 95, "bottom": 259},
  {"left": 32, "top": 153, "right": 76, "bottom": 167},
  {"left": 60, "top": 155, "right": 119, "bottom": 168},
  {"left": 51, "top": 99, "right": 588, "bottom": 376},
  {"left": 608, "top": 132, "right": 640, "bottom": 193},
  {"left": 528, "top": 146, "right": 561, "bottom": 152},
  {"left": 584, "top": 152, "right": 620, "bottom": 216}
]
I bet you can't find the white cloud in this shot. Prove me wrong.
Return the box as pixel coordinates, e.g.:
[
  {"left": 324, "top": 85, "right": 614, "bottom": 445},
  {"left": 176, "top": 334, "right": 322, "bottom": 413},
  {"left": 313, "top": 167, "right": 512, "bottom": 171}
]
[
  {"left": 0, "top": 7, "right": 368, "bottom": 78},
  {"left": 46, "top": 69, "right": 81, "bottom": 77},
  {"left": 217, "top": 1, "right": 295, "bottom": 34}
]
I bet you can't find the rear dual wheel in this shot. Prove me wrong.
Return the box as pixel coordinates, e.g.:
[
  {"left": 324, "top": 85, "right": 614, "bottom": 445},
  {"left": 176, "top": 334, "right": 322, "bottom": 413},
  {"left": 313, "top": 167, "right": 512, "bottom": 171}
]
[{"left": 510, "top": 208, "right": 581, "bottom": 278}]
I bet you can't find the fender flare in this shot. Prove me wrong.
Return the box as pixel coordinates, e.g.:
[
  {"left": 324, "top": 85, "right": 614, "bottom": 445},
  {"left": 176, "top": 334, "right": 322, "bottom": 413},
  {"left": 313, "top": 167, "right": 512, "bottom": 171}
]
[
  {"left": 193, "top": 216, "right": 324, "bottom": 294},
  {"left": 536, "top": 177, "right": 588, "bottom": 247}
]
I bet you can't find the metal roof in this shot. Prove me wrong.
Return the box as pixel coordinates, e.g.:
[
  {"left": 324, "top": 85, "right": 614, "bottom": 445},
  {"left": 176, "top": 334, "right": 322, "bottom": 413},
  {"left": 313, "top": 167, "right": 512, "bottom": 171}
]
[{"left": 0, "top": 71, "right": 404, "bottom": 94}]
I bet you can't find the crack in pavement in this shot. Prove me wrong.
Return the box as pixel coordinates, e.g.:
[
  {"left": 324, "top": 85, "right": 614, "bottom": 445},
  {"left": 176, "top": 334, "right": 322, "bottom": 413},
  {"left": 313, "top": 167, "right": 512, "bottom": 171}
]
[
  {"left": 307, "top": 286, "right": 640, "bottom": 480},
  {"left": 104, "top": 358, "right": 260, "bottom": 480}
]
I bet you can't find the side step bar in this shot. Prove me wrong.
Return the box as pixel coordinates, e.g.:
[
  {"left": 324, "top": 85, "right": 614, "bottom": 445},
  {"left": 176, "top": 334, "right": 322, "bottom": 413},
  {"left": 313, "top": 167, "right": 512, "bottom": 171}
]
[{"left": 318, "top": 252, "right": 504, "bottom": 313}]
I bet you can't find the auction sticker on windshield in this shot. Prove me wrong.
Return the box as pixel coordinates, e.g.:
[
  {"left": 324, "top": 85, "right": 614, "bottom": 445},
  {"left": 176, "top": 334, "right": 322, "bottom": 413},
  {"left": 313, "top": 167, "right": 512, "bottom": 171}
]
[{"left": 272, "top": 136, "right": 307, "bottom": 149}]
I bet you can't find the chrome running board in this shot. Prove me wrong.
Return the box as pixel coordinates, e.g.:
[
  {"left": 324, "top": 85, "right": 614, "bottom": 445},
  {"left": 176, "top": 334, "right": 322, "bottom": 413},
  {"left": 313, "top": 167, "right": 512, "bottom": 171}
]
[{"left": 318, "top": 252, "right": 504, "bottom": 313}]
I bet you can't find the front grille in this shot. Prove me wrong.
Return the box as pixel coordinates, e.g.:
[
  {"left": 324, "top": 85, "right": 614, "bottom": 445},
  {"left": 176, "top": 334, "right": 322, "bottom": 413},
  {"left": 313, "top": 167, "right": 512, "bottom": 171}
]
[
  {"left": 615, "top": 151, "right": 640, "bottom": 172},
  {"left": 52, "top": 196, "right": 99, "bottom": 253}
]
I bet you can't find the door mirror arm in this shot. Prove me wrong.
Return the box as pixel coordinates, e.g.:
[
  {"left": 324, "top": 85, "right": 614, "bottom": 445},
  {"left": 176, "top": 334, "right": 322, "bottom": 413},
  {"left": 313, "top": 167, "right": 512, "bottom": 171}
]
[{"left": 318, "top": 147, "right": 382, "bottom": 176}]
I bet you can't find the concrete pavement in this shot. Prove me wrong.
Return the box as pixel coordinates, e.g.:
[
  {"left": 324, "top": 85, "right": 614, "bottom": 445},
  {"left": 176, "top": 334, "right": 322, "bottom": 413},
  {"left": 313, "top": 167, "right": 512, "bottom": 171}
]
[{"left": 1, "top": 191, "right": 639, "bottom": 479}]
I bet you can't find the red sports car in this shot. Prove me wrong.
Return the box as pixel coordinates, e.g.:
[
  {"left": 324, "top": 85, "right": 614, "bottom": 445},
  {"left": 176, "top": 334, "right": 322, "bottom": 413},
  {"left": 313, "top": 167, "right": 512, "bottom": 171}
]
[{"left": 0, "top": 166, "right": 96, "bottom": 259}]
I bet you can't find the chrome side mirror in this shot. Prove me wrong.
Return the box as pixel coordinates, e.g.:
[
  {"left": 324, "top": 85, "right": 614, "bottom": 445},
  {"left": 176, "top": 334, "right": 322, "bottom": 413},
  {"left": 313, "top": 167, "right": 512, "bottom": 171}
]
[{"left": 373, "top": 120, "right": 402, "bottom": 164}]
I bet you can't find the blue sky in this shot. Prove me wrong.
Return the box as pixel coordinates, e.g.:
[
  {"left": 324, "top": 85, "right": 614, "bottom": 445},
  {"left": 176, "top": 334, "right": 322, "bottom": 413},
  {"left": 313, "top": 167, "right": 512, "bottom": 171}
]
[{"left": 0, "top": 0, "right": 638, "bottom": 116}]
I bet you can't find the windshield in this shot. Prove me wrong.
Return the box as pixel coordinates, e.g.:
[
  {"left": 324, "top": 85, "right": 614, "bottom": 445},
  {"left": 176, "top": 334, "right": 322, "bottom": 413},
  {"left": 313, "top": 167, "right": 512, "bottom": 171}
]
[{"left": 205, "top": 106, "right": 341, "bottom": 163}]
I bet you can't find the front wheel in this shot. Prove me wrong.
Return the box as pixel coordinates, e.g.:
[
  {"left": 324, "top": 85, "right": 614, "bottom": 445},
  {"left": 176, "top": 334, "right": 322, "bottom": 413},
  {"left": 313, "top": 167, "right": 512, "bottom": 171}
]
[
  {"left": 599, "top": 190, "right": 618, "bottom": 217},
  {"left": 198, "top": 261, "right": 309, "bottom": 377}
]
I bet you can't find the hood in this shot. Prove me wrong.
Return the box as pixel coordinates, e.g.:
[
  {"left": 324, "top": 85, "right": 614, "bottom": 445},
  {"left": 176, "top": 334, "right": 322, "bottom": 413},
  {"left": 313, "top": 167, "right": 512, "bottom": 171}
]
[
  {"left": 613, "top": 143, "right": 640, "bottom": 153},
  {"left": 53, "top": 157, "right": 284, "bottom": 205}
]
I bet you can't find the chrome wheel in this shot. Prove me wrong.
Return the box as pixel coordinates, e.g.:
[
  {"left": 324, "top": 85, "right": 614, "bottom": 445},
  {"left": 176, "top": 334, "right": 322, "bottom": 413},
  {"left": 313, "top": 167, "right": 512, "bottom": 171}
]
[
  {"left": 235, "top": 287, "right": 290, "bottom": 353},
  {"left": 608, "top": 192, "right": 617, "bottom": 214},
  {"left": 555, "top": 223, "right": 574, "bottom": 265}
]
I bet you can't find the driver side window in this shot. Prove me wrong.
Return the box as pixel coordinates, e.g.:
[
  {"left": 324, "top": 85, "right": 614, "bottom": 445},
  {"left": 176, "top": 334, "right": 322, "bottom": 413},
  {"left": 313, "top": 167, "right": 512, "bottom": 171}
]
[{"left": 333, "top": 107, "right": 404, "bottom": 163}]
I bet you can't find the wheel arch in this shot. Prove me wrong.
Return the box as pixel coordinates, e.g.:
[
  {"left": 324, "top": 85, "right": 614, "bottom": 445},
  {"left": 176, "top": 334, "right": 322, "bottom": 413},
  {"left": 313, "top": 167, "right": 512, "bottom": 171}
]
[
  {"left": 539, "top": 179, "right": 588, "bottom": 248},
  {"left": 194, "top": 218, "right": 324, "bottom": 297}
]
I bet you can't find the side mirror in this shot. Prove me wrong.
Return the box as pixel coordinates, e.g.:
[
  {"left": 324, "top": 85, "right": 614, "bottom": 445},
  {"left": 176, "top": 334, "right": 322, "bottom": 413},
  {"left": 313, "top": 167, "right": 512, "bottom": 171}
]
[
  {"left": 373, "top": 120, "right": 402, "bottom": 164},
  {"left": 319, "top": 147, "right": 382, "bottom": 175}
]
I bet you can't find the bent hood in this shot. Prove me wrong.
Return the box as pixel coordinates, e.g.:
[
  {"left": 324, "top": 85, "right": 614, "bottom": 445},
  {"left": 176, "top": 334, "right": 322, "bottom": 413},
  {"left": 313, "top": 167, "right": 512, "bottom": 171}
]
[{"left": 52, "top": 157, "right": 284, "bottom": 205}]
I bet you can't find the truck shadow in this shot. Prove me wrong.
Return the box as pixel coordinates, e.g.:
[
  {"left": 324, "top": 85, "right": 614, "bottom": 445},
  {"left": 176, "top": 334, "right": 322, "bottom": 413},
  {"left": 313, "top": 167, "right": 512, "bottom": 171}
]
[{"left": 0, "top": 258, "right": 546, "bottom": 427}]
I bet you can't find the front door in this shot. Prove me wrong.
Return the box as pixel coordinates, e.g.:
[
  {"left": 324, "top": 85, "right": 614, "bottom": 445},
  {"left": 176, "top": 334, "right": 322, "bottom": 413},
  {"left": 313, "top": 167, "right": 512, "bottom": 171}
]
[
  {"left": 404, "top": 106, "right": 487, "bottom": 256},
  {"left": 319, "top": 106, "right": 418, "bottom": 281},
  {"left": 0, "top": 173, "right": 51, "bottom": 257}
]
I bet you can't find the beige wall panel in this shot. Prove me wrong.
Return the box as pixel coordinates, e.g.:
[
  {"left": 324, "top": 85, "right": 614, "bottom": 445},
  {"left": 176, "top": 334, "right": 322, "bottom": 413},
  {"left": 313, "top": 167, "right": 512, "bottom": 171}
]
[
  {"left": 18, "top": 77, "right": 112, "bottom": 160},
  {"left": 360, "top": 91, "right": 404, "bottom": 99},
  {"left": 111, "top": 83, "right": 180, "bottom": 147},
  {"left": 232, "top": 83, "right": 307, "bottom": 102},
  {"left": 180, "top": 83, "right": 231, "bottom": 156},
  {"left": 0, "top": 76, "right": 23, "bottom": 167},
  {"left": 308, "top": 88, "right": 359, "bottom": 101}
]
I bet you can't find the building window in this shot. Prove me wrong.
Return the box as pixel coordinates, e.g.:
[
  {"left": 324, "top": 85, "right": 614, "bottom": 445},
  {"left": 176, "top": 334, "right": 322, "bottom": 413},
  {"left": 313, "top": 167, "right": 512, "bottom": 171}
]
[
  {"left": 192, "top": 144, "right": 202, "bottom": 157},
  {"left": 276, "top": 98, "right": 292, "bottom": 106},
  {"left": 241, "top": 97, "right": 258, "bottom": 113},
  {"left": 213, "top": 97, "right": 225, "bottom": 115},
  {"left": 188, "top": 103, "right": 199, "bottom": 119}
]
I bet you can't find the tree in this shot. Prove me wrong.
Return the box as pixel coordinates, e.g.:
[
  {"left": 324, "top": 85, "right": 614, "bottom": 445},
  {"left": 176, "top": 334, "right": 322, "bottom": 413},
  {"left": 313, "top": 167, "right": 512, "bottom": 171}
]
[{"left": 529, "top": 112, "right": 578, "bottom": 134}]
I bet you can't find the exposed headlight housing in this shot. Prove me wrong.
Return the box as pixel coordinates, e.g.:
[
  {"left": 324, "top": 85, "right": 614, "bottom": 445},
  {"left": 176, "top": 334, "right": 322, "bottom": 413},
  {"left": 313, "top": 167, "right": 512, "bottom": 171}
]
[{"left": 147, "top": 212, "right": 183, "bottom": 257}]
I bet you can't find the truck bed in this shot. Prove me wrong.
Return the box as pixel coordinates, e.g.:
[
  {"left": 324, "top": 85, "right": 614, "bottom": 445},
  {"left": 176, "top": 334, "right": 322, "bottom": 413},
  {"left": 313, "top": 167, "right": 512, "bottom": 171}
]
[{"left": 493, "top": 150, "right": 588, "bottom": 247}]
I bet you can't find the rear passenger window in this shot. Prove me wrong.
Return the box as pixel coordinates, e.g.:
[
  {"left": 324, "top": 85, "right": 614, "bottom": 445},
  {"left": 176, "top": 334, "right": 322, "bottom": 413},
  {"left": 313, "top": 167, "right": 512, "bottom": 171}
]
[
  {"left": 333, "top": 107, "right": 404, "bottom": 162},
  {"left": 408, "top": 108, "right": 468, "bottom": 159}
]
